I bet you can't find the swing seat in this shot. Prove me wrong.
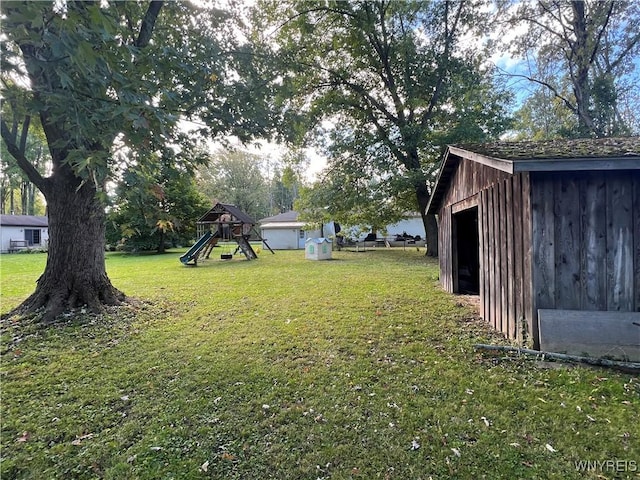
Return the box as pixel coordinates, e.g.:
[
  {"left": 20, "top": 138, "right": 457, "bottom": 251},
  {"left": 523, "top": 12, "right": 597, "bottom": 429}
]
[{"left": 220, "top": 253, "right": 233, "bottom": 260}]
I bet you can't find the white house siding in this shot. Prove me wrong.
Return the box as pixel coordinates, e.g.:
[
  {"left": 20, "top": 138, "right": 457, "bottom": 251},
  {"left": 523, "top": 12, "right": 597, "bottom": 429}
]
[
  {"left": 0, "top": 216, "right": 49, "bottom": 253},
  {"left": 261, "top": 228, "right": 301, "bottom": 250},
  {"left": 385, "top": 216, "right": 425, "bottom": 238}
]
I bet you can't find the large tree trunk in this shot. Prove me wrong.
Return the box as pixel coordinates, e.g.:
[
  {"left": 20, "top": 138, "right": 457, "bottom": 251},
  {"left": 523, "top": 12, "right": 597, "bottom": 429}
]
[
  {"left": 414, "top": 181, "right": 438, "bottom": 257},
  {"left": 15, "top": 169, "right": 124, "bottom": 322}
]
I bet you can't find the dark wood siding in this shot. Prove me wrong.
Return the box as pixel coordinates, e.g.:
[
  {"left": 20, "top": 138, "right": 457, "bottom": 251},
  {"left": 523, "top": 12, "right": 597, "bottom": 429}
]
[
  {"left": 476, "top": 174, "right": 533, "bottom": 342},
  {"left": 531, "top": 171, "right": 640, "bottom": 316},
  {"left": 438, "top": 205, "right": 453, "bottom": 292},
  {"left": 438, "top": 159, "right": 639, "bottom": 347},
  {"left": 438, "top": 157, "right": 533, "bottom": 342},
  {"left": 438, "top": 156, "right": 511, "bottom": 296}
]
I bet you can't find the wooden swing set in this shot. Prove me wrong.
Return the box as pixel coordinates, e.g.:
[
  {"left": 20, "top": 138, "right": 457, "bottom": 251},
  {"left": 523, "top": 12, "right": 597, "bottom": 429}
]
[{"left": 179, "top": 202, "right": 274, "bottom": 266}]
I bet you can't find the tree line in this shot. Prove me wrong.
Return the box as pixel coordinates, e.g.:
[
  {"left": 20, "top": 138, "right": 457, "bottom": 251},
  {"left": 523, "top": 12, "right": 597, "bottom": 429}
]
[{"left": 1, "top": 0, "right": 638, "bottom": 321}]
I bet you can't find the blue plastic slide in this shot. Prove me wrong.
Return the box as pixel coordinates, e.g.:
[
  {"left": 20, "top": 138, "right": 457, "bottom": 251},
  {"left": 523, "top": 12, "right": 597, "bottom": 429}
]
[{"left": 180, "top": 231, "right": 213, "bottom": 265}]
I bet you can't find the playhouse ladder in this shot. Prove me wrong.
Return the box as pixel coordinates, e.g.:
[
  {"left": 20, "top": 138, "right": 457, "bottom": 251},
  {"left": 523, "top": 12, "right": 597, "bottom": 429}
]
[{"left": 234, "top": 235, "right": 258, "bottom": 260}]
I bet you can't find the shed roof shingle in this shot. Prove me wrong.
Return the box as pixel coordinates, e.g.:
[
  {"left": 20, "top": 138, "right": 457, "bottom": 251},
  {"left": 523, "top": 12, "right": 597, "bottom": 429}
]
[
  {"left": 427, "top": 137, "right": 640, "bottom": 215},
  {"left": 455, "top": 137, "right": 640, "bottom": 161}
]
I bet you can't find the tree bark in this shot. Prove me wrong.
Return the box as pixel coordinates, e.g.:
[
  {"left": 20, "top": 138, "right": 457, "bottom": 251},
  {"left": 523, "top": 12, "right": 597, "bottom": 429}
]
[
  {"left": 14, "top": 167, "right": 124, "bottom": 322},
  {"left": 414, "top": 180, "right": 438, "bottom": 257}
]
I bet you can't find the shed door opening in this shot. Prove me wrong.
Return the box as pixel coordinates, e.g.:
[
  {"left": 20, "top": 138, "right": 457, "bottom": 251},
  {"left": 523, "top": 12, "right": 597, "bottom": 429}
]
[{"left": 453, "top": 207, "right": 479, "bottom": 294}]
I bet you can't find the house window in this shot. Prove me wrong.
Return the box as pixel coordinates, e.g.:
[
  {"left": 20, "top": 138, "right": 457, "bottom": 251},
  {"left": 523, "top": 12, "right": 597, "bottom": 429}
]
[
  {"left": 299, "top": 230, "right": 305, "bottom": 239},
  {"left": 25, "top": 229, "right": 41, "bottom": 246}
]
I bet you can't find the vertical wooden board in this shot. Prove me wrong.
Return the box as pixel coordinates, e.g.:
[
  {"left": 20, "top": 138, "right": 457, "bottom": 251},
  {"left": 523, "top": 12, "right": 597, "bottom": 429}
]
[
  {"left": 478, "top": 191, "right": 486, "bottom": 321},
  {"left": 606, "top": 173, "right": 634, "bottom": 311},
  {"left": 472, "top": 161, "right": 479, "bottom": 194},
  {"left": 438, "top": 206, "right": 446, "bottom": 290},
  {"left": 520, "top": 173, "right": 535, "bottom": 346},
  {"left": 634, "top": 171, "right": 640, "bottom": 312},
  {"left": 482, "top": 189, "right": 491, "bottom": 325},
  {"left": 531, "top": 173, "right": 555, "bottom": 311},
  {"left": 493, "top": 185, "right": 502, "bottom": 334},
  {"left": 580, "top": 173, "right": 607, "bottom": 310},
  {"left": 505, "top": 177, "right": 516, "bottom": 339},
  {"left": 439, "top": 206, "right": 451, "bottom": 292},
  {"left": 498, "top": 180, "right": 508, "bottom": 338},
  {"left": 487, "top": 187, "right": 497, "bottom": 331},
  {"left": 554, "top": 175, "right": 581, "bottom": 309},
  {"left": 512, "top": 174, "right": 525, "bottom": 343},
  {"left": 451, "top": 206, "right": 459, "bottom": 293}
]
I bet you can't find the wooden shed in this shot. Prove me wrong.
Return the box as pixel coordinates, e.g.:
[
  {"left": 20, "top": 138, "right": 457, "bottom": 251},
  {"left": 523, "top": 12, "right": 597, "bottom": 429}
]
[{"left": 427, "top": 137, "right": 640, "bottom": 355}]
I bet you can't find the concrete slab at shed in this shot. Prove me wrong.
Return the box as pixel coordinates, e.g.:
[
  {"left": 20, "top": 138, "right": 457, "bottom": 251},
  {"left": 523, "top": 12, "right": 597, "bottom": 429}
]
[{"left": 538, "top": 309, "right": 640, "bottom": 362}]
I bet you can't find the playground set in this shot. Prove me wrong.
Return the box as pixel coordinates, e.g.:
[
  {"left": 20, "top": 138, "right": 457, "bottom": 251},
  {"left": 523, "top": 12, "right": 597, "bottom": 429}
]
[{"left": 179, "top": 202, "right": 273, "bottom": 266}]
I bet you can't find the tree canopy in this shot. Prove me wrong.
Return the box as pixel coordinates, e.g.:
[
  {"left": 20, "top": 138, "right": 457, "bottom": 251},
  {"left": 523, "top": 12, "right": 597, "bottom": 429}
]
[
  {"left": 501, "top": 0, "right": 640, "bottom": 138},
  {"left": 0, "top": 1, "right": 278, "bottom": 320},
  {"left": 254, "top": 0, "right": 513, "bottom": 254}
]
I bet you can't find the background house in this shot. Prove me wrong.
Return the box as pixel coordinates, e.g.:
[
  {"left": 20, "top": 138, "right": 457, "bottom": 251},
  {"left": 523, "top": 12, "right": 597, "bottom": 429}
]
[
  {"left": 0, "top": 215, "right": 49, "bottom": 253},
  {"left": 259, "top": 211, "right": 330, "bottom": 250},
  {"left": 427, "top": 137, "right": 640, "bottom": 357}
]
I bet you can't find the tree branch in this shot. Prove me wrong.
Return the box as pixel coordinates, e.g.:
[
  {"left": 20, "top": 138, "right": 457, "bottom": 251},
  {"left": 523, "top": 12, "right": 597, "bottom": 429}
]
[
  {"left": 420, "top": 0, "right": 464, "bottom": 128},
  {"left": 496, "top": 67, "right": 578, "bottom": 114},
  {"left": 1, "top": 119, "right": 47, "bottom": 192},
  {"left": 135, "top": 1, "right": 163, "bottom": 48}
]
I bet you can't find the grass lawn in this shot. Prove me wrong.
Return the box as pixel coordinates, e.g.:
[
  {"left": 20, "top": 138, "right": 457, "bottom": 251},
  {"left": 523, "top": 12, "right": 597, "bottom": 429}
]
[{"left": 1, "top": 248, "right": 638, "bottom": 479}]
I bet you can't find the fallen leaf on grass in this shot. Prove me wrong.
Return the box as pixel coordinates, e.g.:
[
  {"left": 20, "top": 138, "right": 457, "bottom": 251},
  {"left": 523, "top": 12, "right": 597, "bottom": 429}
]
[
  {"left": 16, "top": 431, "right": 29, "bottom": 443},
  {"left": 451, "top": 447, "right": 461, "bottom": 457},
  {"left": 545, "top": 443, "right": 557, "bottom": 453},
  {"left": 200, "top": 460, "right": 209, "bottom": 472},
  {"left": 72, "top": 433, "right": 94, "bottom": 446},
  {"left": 221, "top": 452, "right": 236, "bottom": 461},
  {"left": 410, "top": 439, "right": 420, "bottom": 450}
]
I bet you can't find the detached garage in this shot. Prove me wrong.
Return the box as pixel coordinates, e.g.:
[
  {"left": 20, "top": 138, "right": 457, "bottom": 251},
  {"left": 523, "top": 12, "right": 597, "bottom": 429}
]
[
  {"left": 427, "top": 137, "right": 640, "bottom": 360},
  {"left": 259, "top": 211, "right": 312, "bottom": 250}
]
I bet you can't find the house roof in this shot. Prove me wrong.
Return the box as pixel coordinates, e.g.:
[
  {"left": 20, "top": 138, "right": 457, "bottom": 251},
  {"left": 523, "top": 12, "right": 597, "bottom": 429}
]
[
  {"left": 0, "top": 214, "right": 48, "bottom": 227},
  {"left": 197, "top": 203, "right": 256, "bottom": 225},
  {"left": 427, "top": 137, "right": 640, "bottom": 215},
  {"left": 259, "top": 210, "right": 299, "bottom": 223}
]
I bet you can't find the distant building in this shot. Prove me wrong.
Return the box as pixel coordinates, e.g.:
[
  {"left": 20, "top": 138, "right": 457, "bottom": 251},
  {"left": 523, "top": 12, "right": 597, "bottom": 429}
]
[
  {"left": 0, "top": 215, "right": 49, "bottom": 253},
  {"left": 259, "top": 211, "right": 329, "bottom": 250}
]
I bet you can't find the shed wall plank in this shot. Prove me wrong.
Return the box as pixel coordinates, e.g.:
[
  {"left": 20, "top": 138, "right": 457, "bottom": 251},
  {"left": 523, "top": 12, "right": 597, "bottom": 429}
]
[
  {"left": 512, "top": 174, "right": 524, "bottom": 342},
  {"left": 488, "top": 187, "right": 497, "bottom": 332},
  {"left": 521, "top": 173, "right": 535, "bottom": 346},
  {"left": 554, "top": 176, "right": 582, "bottom": 309},
  {"left": 606, "top": 174, "right": 634, "bottom": 310},
  {"left": 634, "top": 175, "right": 640, "bottom": 312},
  {"left": 506, "top": 178, "right": 515, "bottom": 338},
  {"left": 500, "top": 181, "right": 509, "bottom": 337},
  {"left": 581, "top": 174, "right": 607, "bottom": 310},
  {"left": 479, "top": 191, "right": 486, "bottom": 322},
  {"left": 532, "top": 174, "right": 556, "bottom": 310}
]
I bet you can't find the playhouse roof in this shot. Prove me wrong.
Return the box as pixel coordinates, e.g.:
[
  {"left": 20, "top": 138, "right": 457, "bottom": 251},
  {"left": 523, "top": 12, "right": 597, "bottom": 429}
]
[
  {"left": 428, "top": 137, "right": 640, "bottom": 215},
  {"left": 197, "top": 203, "right": 256, "bottom": 225},
  {"left": 305, "top": 237, "right": 332, "bottom": 244}
]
